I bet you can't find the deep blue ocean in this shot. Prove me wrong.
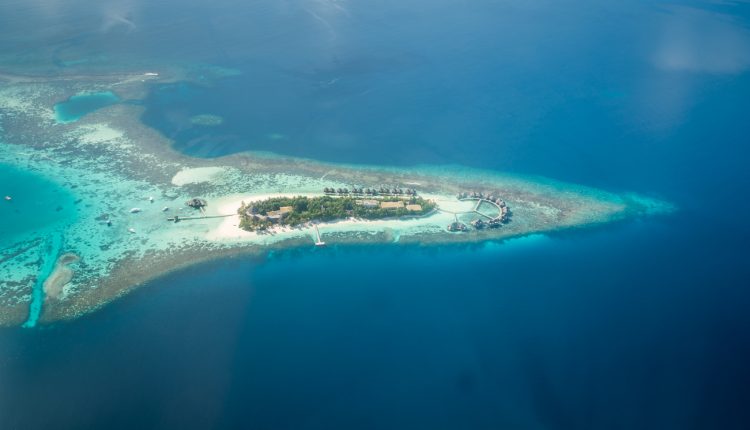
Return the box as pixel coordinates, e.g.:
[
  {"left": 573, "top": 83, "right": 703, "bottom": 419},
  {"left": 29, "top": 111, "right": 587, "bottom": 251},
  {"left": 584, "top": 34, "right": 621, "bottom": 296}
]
[{"left": 2, "top": 0, "right": 750, "bottom": 428}]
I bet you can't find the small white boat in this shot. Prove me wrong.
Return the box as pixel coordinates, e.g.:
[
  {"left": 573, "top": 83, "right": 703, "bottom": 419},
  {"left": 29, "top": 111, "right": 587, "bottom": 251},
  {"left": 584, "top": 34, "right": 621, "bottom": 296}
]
[
  {"left": 149, "top": 197, "right": 154, "bottom": 203},
  {"left": 162, "top": 206, "right": 169, "bottom": 212},
  {"left": 130, "top": 208, "right": 142, "bottom": 213},
  {"left": 3, "top": 196, "right": 10, "bottom": 201},
  {"left": 128, "top": 228, "right": 136, "bottom": 234}
]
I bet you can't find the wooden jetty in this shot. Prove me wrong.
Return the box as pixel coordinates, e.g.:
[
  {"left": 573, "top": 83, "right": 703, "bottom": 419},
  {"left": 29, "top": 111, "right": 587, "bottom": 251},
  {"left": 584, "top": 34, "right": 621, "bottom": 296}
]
[
  {"left": 314, "top": 224, "right": 326, "bottom": 246},
  {"left": 167, "top": 214, "right": 233, "bottom": 223}
]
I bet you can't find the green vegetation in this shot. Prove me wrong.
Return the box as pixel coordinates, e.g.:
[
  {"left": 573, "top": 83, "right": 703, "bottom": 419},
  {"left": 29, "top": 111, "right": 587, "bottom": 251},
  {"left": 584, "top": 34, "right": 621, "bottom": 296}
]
[{"left": 238, "top": 195, "right": 437, "bottom": 231}]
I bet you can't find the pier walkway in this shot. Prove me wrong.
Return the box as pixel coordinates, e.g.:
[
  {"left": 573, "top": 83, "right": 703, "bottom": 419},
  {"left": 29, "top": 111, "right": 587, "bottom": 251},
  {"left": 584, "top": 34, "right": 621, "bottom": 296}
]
[
  {"left": 314, "top": 224, "right": 326, "bottom": 246},
  {"left": 438, "top": 196, "right": 510, "bottom": 232},
  {"left": 438, "top": 197, "right": 503, "bottom": 221},
  {"left": 166, "top": 214, "right": 234, "bottom": 222}
]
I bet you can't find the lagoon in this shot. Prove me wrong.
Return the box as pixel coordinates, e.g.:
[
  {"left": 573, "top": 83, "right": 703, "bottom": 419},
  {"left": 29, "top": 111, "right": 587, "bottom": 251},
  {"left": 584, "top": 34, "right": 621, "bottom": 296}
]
[
  {"left": 53, "top": 91, "right": 120, "bottom": 124},
  {"left": 0, "top": 163, "right": 77, "bottom": 247}
]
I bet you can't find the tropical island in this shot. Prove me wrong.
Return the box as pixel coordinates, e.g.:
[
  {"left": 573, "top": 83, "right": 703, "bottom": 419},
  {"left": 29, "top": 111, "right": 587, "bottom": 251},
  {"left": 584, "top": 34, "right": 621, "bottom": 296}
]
[
  {"left": 239, "top": 191, "right": 437, "bottom": 231},
  {"left": 0, "top": 67, "right": 673, "bottom": 328}
]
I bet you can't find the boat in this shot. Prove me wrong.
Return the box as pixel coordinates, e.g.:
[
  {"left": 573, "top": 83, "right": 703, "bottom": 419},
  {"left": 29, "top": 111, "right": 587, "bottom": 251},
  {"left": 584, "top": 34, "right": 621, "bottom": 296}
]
[
  {"left": 130, "top": 208, "right": 142, "bottom": 213},
  {"left": 3, "top": 196, "right": 10, "bottom": 201},
  {"left": 149, "top": 197, "right": 154, "bottom": 203},
  {"left": 128, "top": 228, "right": 136, "bottom": 234},
  {"left": 162, "top": 206, "right": 169, "bottom": 212}
]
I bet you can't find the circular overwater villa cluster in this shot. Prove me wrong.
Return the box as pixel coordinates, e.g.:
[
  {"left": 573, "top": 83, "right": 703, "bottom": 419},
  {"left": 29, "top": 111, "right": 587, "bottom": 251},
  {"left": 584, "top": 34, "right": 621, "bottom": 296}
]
[{"left": 446, "top": 191, "right": 511, "bottom": 232}]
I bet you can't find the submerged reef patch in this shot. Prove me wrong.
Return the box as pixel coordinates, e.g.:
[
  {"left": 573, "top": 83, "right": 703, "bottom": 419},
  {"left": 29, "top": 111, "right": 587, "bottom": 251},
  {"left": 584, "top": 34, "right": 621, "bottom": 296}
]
[{"left": 189, "top": 114, "right": 224, "bottom": 126}]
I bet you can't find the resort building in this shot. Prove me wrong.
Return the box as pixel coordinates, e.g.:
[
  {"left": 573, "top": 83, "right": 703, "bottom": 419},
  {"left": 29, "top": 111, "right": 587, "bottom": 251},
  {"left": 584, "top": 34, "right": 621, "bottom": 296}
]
[
  {"left": 356, "top": 199, "right": 380, "bottom": 208},
  {"left": 405, "top": 204, "right": 423, "bottom": 212},
  {"left": 380, "top": 201, "right": 404, "bottom": 209}
]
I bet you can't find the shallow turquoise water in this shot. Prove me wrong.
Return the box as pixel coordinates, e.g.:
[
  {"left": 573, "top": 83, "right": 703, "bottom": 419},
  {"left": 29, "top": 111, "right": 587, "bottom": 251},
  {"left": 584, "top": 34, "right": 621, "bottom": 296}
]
[
  {"left": 22, "top": 233, "right": 63, "bottom": 329},
  {"left": 0, "top": 164, "right": 77, "bottom": 246},
  {"left": 53, "top": 91, "right": 119, "bottom": 123}
]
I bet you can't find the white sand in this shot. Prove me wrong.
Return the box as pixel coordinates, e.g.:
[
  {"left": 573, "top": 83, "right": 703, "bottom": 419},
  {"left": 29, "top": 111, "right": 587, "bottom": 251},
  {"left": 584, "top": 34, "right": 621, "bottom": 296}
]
[
  {"left": 171, "top": 166, "right": 230, "bottom": 186},
  {"left": 71, "top": 123, "right": 129, "bottom": 147}
]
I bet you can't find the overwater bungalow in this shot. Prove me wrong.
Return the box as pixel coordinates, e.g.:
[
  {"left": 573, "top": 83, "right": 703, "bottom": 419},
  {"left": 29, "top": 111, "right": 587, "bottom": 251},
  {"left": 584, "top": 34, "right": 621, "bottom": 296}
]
[
  {"left": 447, "top": 221, "right": 468, "bottom": 232},
  {"left": 471, "top": 219, "right": 486, "bottom": 229}
]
